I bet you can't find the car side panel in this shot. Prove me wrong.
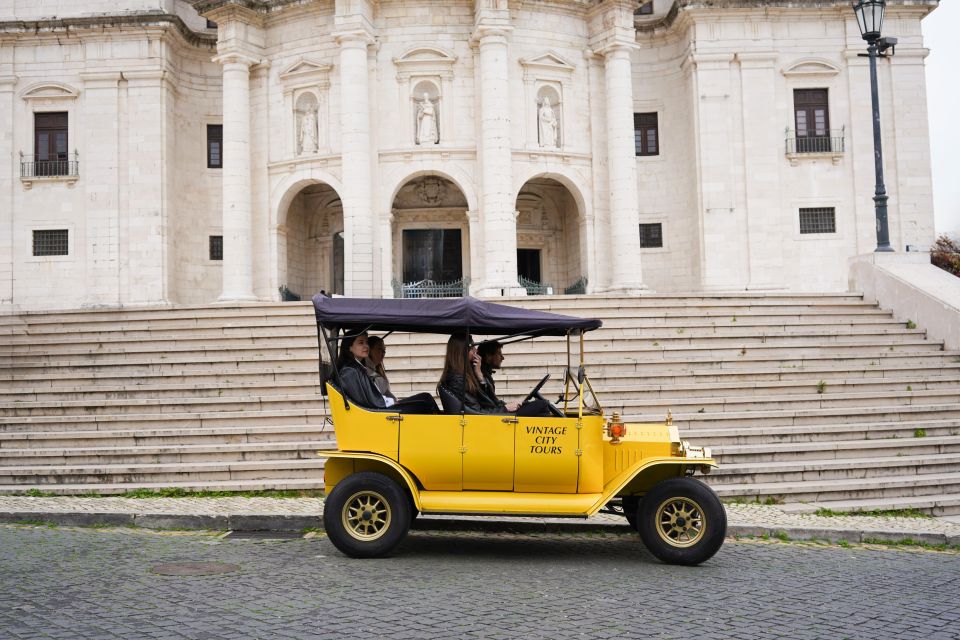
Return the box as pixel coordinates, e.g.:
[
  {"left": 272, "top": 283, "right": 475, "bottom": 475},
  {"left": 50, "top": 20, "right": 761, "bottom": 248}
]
[
  {"left": 398, "top": 415, "right": 463, "bottom": 491},
  {"left": 514, "top": 417, "right": 579, "bottom": 493},
  {"left": 463, "top": 415, "right": 514, "bottom": 491},
  {"left": 577, "top": 415, "right": 605, "bottom": 493}
]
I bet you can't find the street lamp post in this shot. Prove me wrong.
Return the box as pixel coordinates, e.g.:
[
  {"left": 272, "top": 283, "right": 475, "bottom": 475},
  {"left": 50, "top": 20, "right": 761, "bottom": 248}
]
[{"left": 852, "top": 0, "right": 897, "bottom": 252}]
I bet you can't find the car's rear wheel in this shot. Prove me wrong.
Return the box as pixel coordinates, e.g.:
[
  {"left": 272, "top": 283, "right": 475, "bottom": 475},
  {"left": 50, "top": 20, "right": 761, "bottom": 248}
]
[
  {"left": 323, "top": 471, "right": 411, "bottom": 558},
  {"left": 637, "top": 477, "right": 726, "bottom": 566}
]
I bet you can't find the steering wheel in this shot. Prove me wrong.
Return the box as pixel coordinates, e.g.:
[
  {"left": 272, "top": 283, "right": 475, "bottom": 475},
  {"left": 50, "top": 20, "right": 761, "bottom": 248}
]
[{"left": 521, "top": 374, "right": 564, "bottom": 417}]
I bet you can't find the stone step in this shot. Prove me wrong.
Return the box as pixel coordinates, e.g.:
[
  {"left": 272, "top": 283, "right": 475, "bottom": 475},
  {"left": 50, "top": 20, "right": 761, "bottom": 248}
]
[
  {"left": 0, "top": 408, "right": 330, "bottom": 433},
  {"left": 780, "top": 493, "right": 960, "bottom": 517},
  {"left": 0, "top": 424, "right": 335, "bottom": 449},
  {"left": 714, "top": 435, "right": 960, "bottom": 462},
  {"left": 0, "top": 393, "right": 327, "bottom": 417},
  {"left": 0, "top": 458, "right": 329, "bottom": 485},
  {"left": 0, "top": 477, "right": 326, "bottom": 495},
  {"left": 681, "top": 417, "right": 960, "bottom": 445},
  {"left": 5, "top": 372, "right": 959, "bottom": 404},
  {"left": 3, "top": 324, "right": 925, "bottom": 351},
  {"left": 710, "top": 453, "right": 960, "bottom": 484},
  {"left": 646, "top": 402, "right": 960, "bottom": 428},
  {"left": 709, "top": 471, "right": 960, "bottom": 503},
  {"left": 0, "top": 441, "right": 337, "bottom": 466}
]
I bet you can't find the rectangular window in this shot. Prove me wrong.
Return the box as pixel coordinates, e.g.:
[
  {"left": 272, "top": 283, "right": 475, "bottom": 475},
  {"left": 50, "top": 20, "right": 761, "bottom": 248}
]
[
  {"left": 799, "top": 207, "right": 836, "bottom": 234},
  {"left": 209, "top": 235, "right": 223, "bottom": 261},
  {"left": 639, "top": 223, "right": 663, "bottom": 248},
  {"left": 636, "top": 2, "right": 654, "bottom": 15},
  {"left": 33, "top": 229, "right": 69, "bottom": 256},
  {"left": 207, "top": 124, "right": 223, "bottom": 168},
  {"left": 634, "top": 112, "right": 659, "bottom": 156},
  {"left": 402, "top": 229, "right": 463, "bottom": 282},
  {"left": 34, "top": 112, "right": 68, "bottom": 176},
  {"left": 793, "top": 89, "right": 831, "bottom": 153},
  {"left": 206, "top": 19, "right": 217, "bottom": 29}
]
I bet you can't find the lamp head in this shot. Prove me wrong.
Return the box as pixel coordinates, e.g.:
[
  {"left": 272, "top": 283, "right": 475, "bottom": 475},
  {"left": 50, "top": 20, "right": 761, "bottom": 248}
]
[{"left": 852, "top": 0, "right": 886, "bottom": 42}]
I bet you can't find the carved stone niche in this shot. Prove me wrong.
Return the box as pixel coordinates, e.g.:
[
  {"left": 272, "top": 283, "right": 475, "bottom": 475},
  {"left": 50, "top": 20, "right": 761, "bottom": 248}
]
[
  {"left": 393, "top": 46, "right": 457, "bottom": 148},
  {"left": 279, "top": 58, "right": 332, "bottom": 158},
  {"left": 520, "top": 52, "right": 575, "bottom": 151}
]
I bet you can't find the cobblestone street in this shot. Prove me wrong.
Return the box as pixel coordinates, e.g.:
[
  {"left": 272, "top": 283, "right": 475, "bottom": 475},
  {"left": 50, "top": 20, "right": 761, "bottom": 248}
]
[{"left": 1, "top": 524, "right": 957, "bottom": 640}]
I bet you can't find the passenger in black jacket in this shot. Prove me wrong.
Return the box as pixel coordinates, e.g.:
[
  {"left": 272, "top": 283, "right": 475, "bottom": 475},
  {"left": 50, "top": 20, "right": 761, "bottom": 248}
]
[
  {"left": 336, "top": 333, "right": 438, "bottom": 414},
  {"left": 438, "top": 333, "right": 502, "bottom": 414}
]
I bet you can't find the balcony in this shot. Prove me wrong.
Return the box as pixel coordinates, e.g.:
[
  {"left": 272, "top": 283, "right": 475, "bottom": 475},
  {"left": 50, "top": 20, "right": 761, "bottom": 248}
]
[
  {"left": 784, "top": 128, "right": 845, "bottom": 165},
  {"left": 20, "top": 151, "right": 80, "bottom": 188}
]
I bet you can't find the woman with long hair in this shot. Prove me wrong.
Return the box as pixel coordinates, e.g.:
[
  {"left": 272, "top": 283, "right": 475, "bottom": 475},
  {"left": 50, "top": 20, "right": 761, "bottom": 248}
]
[
  {"left": 439, "top": 332, "right": 504, "bottom": 414},
  {"left": 363, "top": 335, "right": 397, "bottom": 403},
  {"left": 336, "top": 332, "right": 437, "bottom": 414}
]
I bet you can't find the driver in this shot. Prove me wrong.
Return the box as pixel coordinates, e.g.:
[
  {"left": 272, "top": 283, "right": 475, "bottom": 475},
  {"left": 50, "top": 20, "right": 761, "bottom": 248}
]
[{"left": 477, "top": 340, "right": 551, "bottom": 417}]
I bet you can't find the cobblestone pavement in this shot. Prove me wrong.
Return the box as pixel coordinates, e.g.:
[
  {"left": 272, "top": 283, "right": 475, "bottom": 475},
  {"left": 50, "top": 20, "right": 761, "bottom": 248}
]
[
  {"left": 0, "top": 524, "right": 958, "bottom": 640},
  {"left": 1, "top": 497, "right": 958, "bottom": 545}
]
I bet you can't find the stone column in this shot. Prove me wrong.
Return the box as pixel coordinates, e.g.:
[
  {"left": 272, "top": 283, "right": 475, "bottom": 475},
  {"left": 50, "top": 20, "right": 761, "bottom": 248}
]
[
  {"left": 602, "top": 44, "right": 645, "bottom": 293},
  {"left": 0, "top": 76, "right": 15, "bottom": 309},
  {"left": 474, "top": 24, "right": 523, "bottom": 296},
  {"left": 215, "top": 54, "right": 257, "bottom": 301},
  {"left": 336, "top": 31, "right": 375, "bottom": 298}
]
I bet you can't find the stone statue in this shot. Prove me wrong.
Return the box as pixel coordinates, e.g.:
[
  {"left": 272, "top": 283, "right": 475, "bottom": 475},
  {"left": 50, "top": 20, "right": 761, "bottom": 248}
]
[
  {"left": 538, "top": 97, "right": 558, "bottom": 148},
  {"left": 298, "top": 109, "right": 318, "bottom": 155},
  {"left": 416, "top": 92, "right": 439, "bottom": 145}
]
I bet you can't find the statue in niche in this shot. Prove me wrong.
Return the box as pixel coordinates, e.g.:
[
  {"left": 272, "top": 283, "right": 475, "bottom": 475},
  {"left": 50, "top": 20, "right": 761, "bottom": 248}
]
[
  {"left": 298, "top": 108, "right": 319, "bottom": 155},
  {"left": 538, "top": 97, "right": 559, "bottom": 148},
  {"left": 416, "top": 92, "right": 439, "bottom": 145}
]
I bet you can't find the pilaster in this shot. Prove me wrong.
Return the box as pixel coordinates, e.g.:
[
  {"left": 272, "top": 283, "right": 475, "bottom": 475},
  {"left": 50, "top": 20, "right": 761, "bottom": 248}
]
[{"left": 0, "top": 75, "right": 15, "bottom": 309}]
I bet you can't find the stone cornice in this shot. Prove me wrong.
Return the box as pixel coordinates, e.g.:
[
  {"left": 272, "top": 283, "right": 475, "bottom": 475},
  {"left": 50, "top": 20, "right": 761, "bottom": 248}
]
[{"left": 0, "top": 13, "right": 216, "bottom": 48}]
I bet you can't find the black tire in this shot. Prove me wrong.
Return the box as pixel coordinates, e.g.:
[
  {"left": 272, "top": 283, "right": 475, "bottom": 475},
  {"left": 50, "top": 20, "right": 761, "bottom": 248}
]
[
  {"left": 637, "top": 477, "right": 726, "bottom": 566},
  {"left": 621, "top": 496, "right": 639, "bottom": 531},
  {"left": 323, "top": 471, "right": 412, "bottom": 558}
]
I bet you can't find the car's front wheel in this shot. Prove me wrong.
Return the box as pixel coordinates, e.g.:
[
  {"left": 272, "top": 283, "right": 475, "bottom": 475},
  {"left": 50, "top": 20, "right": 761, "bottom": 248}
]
[
  {"left": 636, "top": 477, "right": 726, "bottom": 566},
  {"left": 323, "top": 471, "right": 412, "bottom": 558}
]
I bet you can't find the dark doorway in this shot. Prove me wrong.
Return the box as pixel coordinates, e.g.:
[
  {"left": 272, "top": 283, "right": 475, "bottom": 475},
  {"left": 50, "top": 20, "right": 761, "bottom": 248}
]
[
  {"left": 402, "top": 229, "right": 462, "bottom": 282},
  {"left": 517, "top": 248, "right": 542, "bottom": 282}
]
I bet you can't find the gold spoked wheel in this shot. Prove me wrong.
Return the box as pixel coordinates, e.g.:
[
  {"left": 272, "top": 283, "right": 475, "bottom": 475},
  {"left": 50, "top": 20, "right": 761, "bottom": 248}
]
[
  {"left": 342, "top": 490, "right": 392, "bottom": 541},
  {"left": 654, "top": 497, "right": 706, "bottom": 548}
]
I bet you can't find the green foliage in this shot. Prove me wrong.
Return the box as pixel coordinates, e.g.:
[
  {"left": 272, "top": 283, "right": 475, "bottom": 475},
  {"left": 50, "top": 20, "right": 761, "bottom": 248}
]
[
  {"left": 931, "top": 234, "right": 960, "bottom": 277},
  {"left": 914, "top": 428, "right": 927, "bottom": 438},
  {"left": 774, "top": 530, "right": 790, "bottom": 542},
  {"left": 816, "top": 380, "right": 826, "bottom": 394},
  {"left": 814, "top": 507, "right": 932, "bottom": 519},
  {"left": 905, "top": 320, "right": 917, "bottom": 330}
]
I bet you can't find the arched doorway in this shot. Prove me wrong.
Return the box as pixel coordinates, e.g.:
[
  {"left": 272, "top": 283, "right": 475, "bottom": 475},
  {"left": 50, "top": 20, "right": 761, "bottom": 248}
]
[
  {"left": 279, "top": 183, "right": 344, "bottom": 299},
  {"left": 515, "top": 178, "right": 585, "bottom": 295},
  {"left": 391, "top": 175, "right": 470, "bottom": 297}
]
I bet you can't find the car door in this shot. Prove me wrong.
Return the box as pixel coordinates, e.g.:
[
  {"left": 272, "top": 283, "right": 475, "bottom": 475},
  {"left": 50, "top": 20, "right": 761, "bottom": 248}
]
[
  {"left": 398, "top": 414, "right": 462, "bottom": 491},
  {"left": 462, "top": 413, "right": 515, "bottom": 491},
  {"left": 513, "top": 415, "right": 580, "bottom": 493}
]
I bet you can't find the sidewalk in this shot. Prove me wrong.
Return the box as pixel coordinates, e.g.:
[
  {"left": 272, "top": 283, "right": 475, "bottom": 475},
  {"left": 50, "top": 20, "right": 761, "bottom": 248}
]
[{"left": 1, "top": 496, "right": 958, "bottom": 546}]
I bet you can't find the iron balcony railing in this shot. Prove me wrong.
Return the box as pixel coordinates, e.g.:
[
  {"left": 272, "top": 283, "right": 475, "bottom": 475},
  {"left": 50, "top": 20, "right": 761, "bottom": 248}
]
[
  {"left": 518, "top": 275, "right": 552, "bottom": 296},
  {"left": 563, "top": 276, "right": 587, "bottom": 295},
  {"left": 785, "top": 127, "right": 845, "bottom": 154},
  {"left": 20, "top": 151, "right": 80, "bottom": 178},
  {"left": 392, "top": 277, "right": 469, "bottom": 299}
]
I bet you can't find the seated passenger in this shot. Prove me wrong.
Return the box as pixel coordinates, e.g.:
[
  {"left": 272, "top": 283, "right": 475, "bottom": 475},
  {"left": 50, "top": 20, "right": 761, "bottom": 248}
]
[
  {"left": 363, "top": 335, "right": 398, "bottom": 404},
  {"left": 336, "top": 333, "right": 438, "bottom": 414},
  {"left": 478, "top": 340, "right": 551, "bottom": 417},
  {"left": 439, "top": 333, "right": 501, "bottom": 414}
]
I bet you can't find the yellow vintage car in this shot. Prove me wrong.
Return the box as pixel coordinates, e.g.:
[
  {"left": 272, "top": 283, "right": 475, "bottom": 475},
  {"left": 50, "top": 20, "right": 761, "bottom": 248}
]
[{"left": 313, "top": 295, "right": 725, "bottom": 565}]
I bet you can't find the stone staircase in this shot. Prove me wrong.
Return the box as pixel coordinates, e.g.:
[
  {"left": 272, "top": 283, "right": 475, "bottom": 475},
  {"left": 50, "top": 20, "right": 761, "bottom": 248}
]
[{"left": 1, "top": 294, "right": 959, "bottom": 514}]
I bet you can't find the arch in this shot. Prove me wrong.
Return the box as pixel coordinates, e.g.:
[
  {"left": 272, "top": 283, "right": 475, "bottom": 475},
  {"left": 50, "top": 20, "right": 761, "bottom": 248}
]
[
  {"left": 780, "top": 57, "right": 841, "bottom": 77},
  {"left": 511, "top": 167, "right": 590, "bottom": 221},
  {"left": 271, "top": 168, "right": 345, "bottom": 228},
  {"left": 382, "top": 165, "right": 478, "bottom": 214},
  {"left": 19, "top": 81, "right": 80, "bottom": 101}
]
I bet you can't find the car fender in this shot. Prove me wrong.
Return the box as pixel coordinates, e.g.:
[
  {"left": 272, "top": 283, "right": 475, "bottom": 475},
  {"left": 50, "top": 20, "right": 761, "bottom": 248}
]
[
  {"left": 320, "top": 451, "right": 423, "bottom": 510},
  {"left": 587, "top": 456, "right": 718, "bottom": 516}
]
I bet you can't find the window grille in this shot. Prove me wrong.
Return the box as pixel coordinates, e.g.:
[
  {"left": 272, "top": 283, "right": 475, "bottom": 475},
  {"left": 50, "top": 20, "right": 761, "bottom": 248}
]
[
  {"left": 799, "top": 208, "right": 836, "bottom": 234},
  {"left": 639, "top": 223, "right": 663, "bottom": 248},
  {"left": 33, "top": 229, "right": 69, "bottom": 256},
  {"left": 634, "top": 112, "right": 659, "bottom": 156},
  {"left": 207, "top": 124, "right": 223, "bottom": 168},
  {"left": 209, "top": 235, "right": 223, "bottom": 261}
]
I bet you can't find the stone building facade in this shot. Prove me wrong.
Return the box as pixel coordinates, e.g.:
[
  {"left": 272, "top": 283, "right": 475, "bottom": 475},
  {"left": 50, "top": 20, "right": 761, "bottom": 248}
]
[{"left": 0, "top": 0, "right": 938, "bottom": 310}]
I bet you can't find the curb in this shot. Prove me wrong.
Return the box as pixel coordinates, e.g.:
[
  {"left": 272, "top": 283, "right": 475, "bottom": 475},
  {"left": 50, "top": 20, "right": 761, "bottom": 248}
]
[{"left": 1, "top": 511, "right": 956, "bottom": 546}]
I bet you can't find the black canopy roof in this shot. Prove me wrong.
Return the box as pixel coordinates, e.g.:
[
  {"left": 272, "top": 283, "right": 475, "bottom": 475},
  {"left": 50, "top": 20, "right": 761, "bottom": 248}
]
[{"left": 312, "top": 295, "right": 601, "bottom": 336}]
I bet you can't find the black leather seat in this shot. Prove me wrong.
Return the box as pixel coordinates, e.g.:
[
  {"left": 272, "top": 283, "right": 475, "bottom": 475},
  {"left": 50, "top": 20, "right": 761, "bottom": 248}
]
[{"left": 437, "top": 384, "right": 479, "bottom": 415}]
